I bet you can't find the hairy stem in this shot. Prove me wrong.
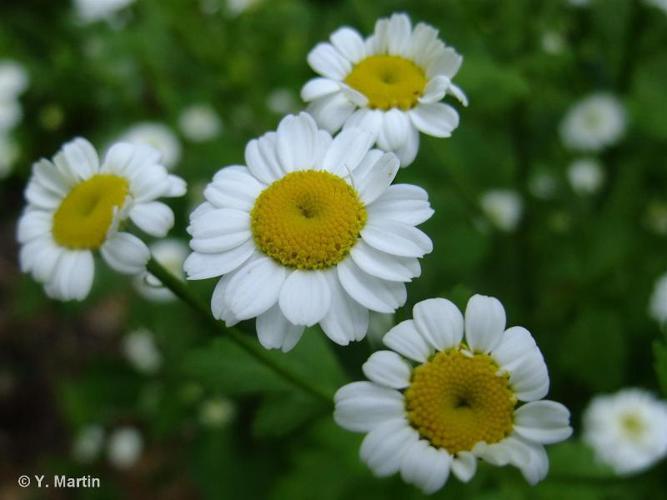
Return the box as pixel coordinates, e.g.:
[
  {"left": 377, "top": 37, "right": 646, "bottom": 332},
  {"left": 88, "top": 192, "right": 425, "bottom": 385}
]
[{"left": 145, "top": 257, "right": 334, "bottom": 405}]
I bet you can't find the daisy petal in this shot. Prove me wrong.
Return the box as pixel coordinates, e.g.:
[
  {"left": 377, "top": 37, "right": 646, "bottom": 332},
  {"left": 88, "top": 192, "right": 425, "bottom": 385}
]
[
  {"left": 32, "top": 159, "right": 72, "bottom": 196},
  {"left": 352, "top": 151, "right": 401, "bottom": 205},
  {"left": 383, "top": 319, "right": 431, "bottom": 362},
  {"left": 320, "top": 271, "right": 369, "bottom": 345},
  {"left": 419, "top": 75, "right": 451, "bottom": 104},
  {"left": 427, "top": 47, "right": 463, "bottom": 79},
  {"left": 451, "top": 452, "right": 477, "bottom": 482},
  {"left": 278, "top": 270, "right": 332, "bottom": 326},
  {"left": 211, "top": 272, "right": 241, "bottom": 326},
  {"left": 17, "top": 210, "right": 52, "bottom": 244},
  {"left": 307, "top": 42, "right": 352, "bottom": 80},
  {"left": 350, "top": 241, "right": 420, "bottom": 282},
  {"left": 46, "top": 250, "right": 95, "bottom": 301},
  {"left": 129, "top": 201, "right": 174, "bottom": 237},
  {"left": 337, "top": 258, "right": 406, "bottom": 313},
  {"left": 100, "top": 232, "right": 150, "bottom": 275},
  {"left": 307, "top": 92, "right": 356, "bottom": 134},
  {"left": 491, "top": 326, "right": 549, "bottom": 401},
  {"left": 360, "top": 418, "right": 419, "bottom": 477},
  {"left": 386, "top": 13, "right": 412, "bottom": 56},
  {"left": 334, "top": 381, "right": 405, "bottom": 432},
  {"left": 367, "top": 184, "right": 433, "bottom": 225},
  {"left": 320, "top": 127, "right": 374, "bottom": 175},
  {"left": 394, "top": 126, "right": 420, "bottom": 167},
  {"left": 184, "top": 240, "right": 255, "bottom": 280},
  {"left": 330, "top": 27, "right": 366, "bottom": 63},
  {"left": 377, "top": 109, "right": 412, "bottom": 151},
  {"left": 342, "top": 109, "right": 382, "bottom": 140},
  {"left": 362, "top": 350, "right": 412, "bottom": 389},
  {"left": 301, "top": 77, "right": 341, "bottom": 102},
  {"left": 276, "top": 113, "right": 320, "bottom": 172},
  {"left": 165, "top": 175, "right": 186, "bottom": 197},
  {"left": 187, "top": 208, "right": 251, "bottom": 252},
  {"left": 513, "top": 401, "right": 573, "bottom": 444},
  {"left": 245, "top": 132, "right": 283, "bottom": 184},
  {"left": 361, "top": 219, "right": 432, "bottom": 258},
  {"left": 224, "top": 256, "right": 287, "bottom": 320},
  {"left": 464, "top": 294, "right": 506, "bottom": 353},
  {"left": 413, "top": 298, "right": 464, "bottom": 351},
  {"left": 409, "top": 102, "right": 459, "bottom": 138},
  {"left": 205, "top": 166, "right": 264, "bottom": 211},
  {"left": 400, "top": 440, "right": 452, "bottom": 494},
  {"left": 256, "top": 304, "right": 305, "bottom": 352},
  {"left": 62, "top": 138, "right": 99, "bottom": 180}
]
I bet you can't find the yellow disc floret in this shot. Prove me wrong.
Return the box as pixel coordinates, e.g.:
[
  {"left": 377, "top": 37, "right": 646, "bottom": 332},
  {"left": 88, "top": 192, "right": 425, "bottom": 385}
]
[
  {"left": 345, "top": 55, "right": 427, "bottom": 110},
  {"left": 52, "top": 174, "right": 129, "bottom": 250},
  {"left": 404, "top": 349, "right": 516, "bottom": 454},
  {"left": 251, "top": 170, "right": 367, "bottom": 270}
]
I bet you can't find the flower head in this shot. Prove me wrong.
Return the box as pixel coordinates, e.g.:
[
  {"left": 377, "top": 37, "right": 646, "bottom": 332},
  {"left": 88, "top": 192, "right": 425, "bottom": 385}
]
[
  {"left": 178, "top": 104, "right": 222, "bottom": 142},
  {"left": 479, "top": 189, "right": 523, "bottom": 232},
  {"left": 301, "top": 13, "right": 466, "bottom": 167},
  {"left": 567, "top": 158, "right": 604, "bottom": 195},
  {"left": 120, "top": 122, "right": 182, "bottom": 170},
  {"left": 107, "top": 427, "right": 143, "bottom": 469},
  {"left": 560, "top": 93, "right": 626, "bottom": 152},
  {"left": 185, "top": 112, "right": 433, "bottom": 351},
  {"left": 583, "top": 388, "right": 667, "bottom": 475},
  {"left": 17, "top": 137, "right": 186, "bottom": 301},
  {"left": 334, "top": 295, "right": 572, "bottom": 494},
  {"left": 74, "top": 0, "right": 135, "bottom": 23}
]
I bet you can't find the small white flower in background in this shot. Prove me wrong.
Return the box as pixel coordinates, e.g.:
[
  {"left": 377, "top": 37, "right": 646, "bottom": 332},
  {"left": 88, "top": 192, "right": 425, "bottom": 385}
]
[
  {"left": 480, "top": 189, "right": 523, "bottom": 232},
  {"left": 302, "top": 12, "right": 466, "bottom": 167},
  {"left": 0, "top": 60, "right": 29, "bottom": 98},
  {"left": 199, "top": 397, "right": 236, "bottom": 428},
  {"left": 644, "top": 201, "right": 667, "bottom": 236},
  {"left": 335, "top": 295, "right": 572, "bottom": 493},
  {"left": 583, "top": 388, "right": 667, "bottom": 475},
  {"left": 178, "top": 104, "right": 222, "bottom": 143},
  {"left": 17, "top": 138, "right": 186, "bottom": 301},
  {"left": 644, "top": 0, "right": 667, "bottom": 15},
  {"left": 107, "top": 427, "right": 143, "bottom": 469},
  {"left": 567, "top": 158, "right": 604, "bottom": 195},
  {"left": 0, "top": 134, "right": 20, "bottom": 178},
  {"left": 266, "top": 88, "right": 299, "bottom": 115},
  {"left": 0, "top": 99, "right": 22, "bottom": 131},
  {"left": 560, "top": 93, "right": 626, "bottom": 152},
  {"left": 186, "top": 112, "right": 434, "bottom": 352},
  {"left": 528, "top": 171, "right": 558, "bottom": 200},
  {"left": 72, "top": 424, "right": 105, "bottom": 463},
  {"left": 122, "top": 329, "right": 162, "bottom": 374},
  {"left": 649, "top": 272, "right": 667, "bottom": 324},
  {"left": 541, "top": 31, "right": 564, "bottom": 55},
  {"left": 120, "top": 122, "right": 182, "bottom": 170},
  {"left": 226, "top": 0, "right": 262, "bottom": 16},
  {"left": 568, "top": 0, "right": 592, "bottom": 6},
  {"left": 134, "top": 239, "right": 189, "bottom": 302},
  {"left": 74, "top": 0, "right": 135, "bottom": 23}
]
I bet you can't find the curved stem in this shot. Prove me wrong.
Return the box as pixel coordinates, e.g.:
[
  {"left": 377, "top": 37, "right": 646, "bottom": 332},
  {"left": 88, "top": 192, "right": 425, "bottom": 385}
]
[{"left": 146, "top": 257, "right": 334, "bottom": 406}]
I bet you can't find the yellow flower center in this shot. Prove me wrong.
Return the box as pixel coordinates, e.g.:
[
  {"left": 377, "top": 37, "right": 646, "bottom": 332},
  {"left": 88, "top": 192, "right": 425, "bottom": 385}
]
[
  {"left": 404, "top": 349, "right": 516, "bottom": 454},
  {"left": 52, "top": 174, "right": 129, "bottom": 250},
  {"left": 250, "top": 170, "right": 367, "bottom": 270},
  {"left": 344, "top": 55, "right": 427, "bottom": 110}
]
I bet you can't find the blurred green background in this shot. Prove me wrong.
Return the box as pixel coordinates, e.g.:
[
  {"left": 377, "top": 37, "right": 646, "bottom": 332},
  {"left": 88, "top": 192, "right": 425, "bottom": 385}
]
[{"left": 2, "top": 0, "right": 667, "bottom": 498}]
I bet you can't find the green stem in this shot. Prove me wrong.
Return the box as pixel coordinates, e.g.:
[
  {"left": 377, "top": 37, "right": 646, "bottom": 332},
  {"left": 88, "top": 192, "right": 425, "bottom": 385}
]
[{"left": 145, "top": 258, "right": 334, "bottom": 406}]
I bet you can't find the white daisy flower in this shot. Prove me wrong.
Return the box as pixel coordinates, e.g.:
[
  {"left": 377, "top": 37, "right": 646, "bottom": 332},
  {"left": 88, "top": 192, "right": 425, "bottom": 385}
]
[
  {"left": 178, "top": 104, "right": 222, "bottom": 142},
  {"left": 107, "top": 427, "right": 143, "bottom": 469},
  {"left": 0, "top": 60, "right": 29, "bottom": 99},
  {"left": 17, "top": 137, "right": 186, "bottom": 301},
  {"left": 120, "top": 122, "right": 182, "bottom": 170},
  {"left": 649, "top": 272, "right": 667, "bottom": 324},
  {"left": 74, "top": 0, "right": 135, "bottom": 23},
  {"left": 560, "top": 93, "right": 626, "bottom": 152},
  {"left": 567, "top": 158, "right": 604, "bottom": 195},
  {"left": 122, "top": 328, "right": 161, "bottom": 374},
  {"left": 334, "top": 295, "right": 572, "bottom": 494},
  {"left": 72, "top": 424, "right": 105, "bottom": 463},
  {"left": 479, "top": 189, "right": 523, "bottom": 232},
  {"left": 583, "top": 388, "right": 667, "bottom": 475},
  {"left": 301, "top": 12, "right": 466, "bottom": 167},
  {"left": 185, "top": 112, "right": 434, "bottom": 352},
  {"left": 133, "top": 239, "right": 189, "bottom": 302},
  {"left": 199, "top": 397, "right": 236, "bottom": 428}
]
